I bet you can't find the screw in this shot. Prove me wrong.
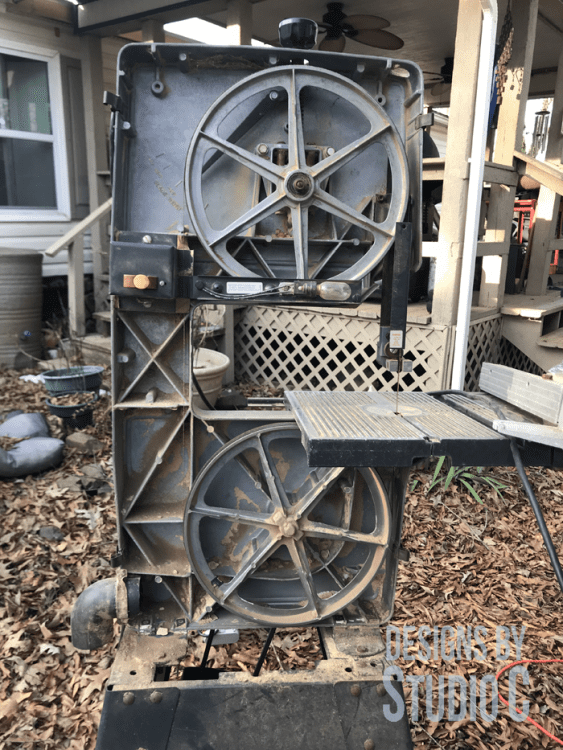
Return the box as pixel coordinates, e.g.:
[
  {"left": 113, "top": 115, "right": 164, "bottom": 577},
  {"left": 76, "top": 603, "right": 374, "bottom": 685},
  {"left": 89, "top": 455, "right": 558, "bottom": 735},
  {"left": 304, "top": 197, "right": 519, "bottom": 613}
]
[
  {"left": 350, "top": 685, "right": 361, "bottom": 697},
  {"left": 269, "top": 90, "right": 279, "bottom": 100},
  {"left": 149, "top": 691, "right": 163, "bottom": 704},
  {"left": 364, "top": 741, "right": 375, "bottom": 750},
  {"left": 327, "top": 147, "right": 335, "bottom": 156},
  {"left": 376, "top": 683, "right": 386, "bottom": 697},
  {"left": 257, "top": 143, "right": 269, "bottom": 155},
  {"left": 159, "top": 280, "right": 165, "bottom": 286},
  {"left": 155, "top": 575, "right": 163, "bottom": 584},
  {"left": 356, "top": 645, "right": 368, "bottom": 654},
  {"left": 179, "top": 52, "right": 187, "bottom": 61},
  {"left": 123, "top": 692, "right": 135, "bottom": 705},
  {"left": 142, "top": 235, "right": 152, "bottom": 244}
]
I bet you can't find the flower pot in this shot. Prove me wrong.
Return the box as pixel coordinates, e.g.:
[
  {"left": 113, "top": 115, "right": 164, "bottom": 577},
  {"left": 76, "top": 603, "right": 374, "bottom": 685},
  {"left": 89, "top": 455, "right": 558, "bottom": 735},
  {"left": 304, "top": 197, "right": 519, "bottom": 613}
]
[
  {"left": 192, "top": 348, "right": 231, "bottom": 409},
  {"left": 46, "top": 392, "right": 98, "bottom": 430},
  {"left": 43, "top": 366, "right": 104, "bottom": 395}
]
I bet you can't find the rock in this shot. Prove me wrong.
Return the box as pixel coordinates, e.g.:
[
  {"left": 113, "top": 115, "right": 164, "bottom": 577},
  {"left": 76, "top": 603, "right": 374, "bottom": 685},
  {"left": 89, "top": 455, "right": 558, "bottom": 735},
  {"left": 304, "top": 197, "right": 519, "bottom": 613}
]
[
  {"left": 80, "top": 477, "right": 105, "bottom": 494},
  {"left": 81, "top": 463, "right": 105, "bottom": 479},
  {"left": 39, "top": 526, "right": 65, "bottom": 542},
  {"left": 65, "top": 432, "right": 104, "bottom": 455},
  {"left": 57, "top": 476, "right": 83, "bottom": 492}
]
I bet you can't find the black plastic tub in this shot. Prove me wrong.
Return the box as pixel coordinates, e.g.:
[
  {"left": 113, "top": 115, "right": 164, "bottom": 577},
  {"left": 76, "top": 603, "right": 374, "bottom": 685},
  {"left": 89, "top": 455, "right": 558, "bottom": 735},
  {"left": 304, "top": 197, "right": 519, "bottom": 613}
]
[{"left": 46, "top": 392, "right": 98, "bottom": 429}]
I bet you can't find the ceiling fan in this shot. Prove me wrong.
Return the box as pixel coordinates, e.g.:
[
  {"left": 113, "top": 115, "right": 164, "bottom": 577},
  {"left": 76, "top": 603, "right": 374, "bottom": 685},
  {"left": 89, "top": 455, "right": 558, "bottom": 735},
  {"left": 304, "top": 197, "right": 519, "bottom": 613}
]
[{"left": 316, "top": 2, "right": 404, "bottom": 52}]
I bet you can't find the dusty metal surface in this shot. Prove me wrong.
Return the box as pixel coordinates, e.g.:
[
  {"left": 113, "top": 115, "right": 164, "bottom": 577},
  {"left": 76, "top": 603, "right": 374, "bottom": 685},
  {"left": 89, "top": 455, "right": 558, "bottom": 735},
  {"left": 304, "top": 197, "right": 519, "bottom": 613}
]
[
  {"left": 185, "top": 424, "right": 392, "bottom": 626},
  {"left": 96, "top": 624, "right": 411, "bottom": 750},
  {"left": 285, "top": 390, "right": 508, "bottom": 466}
]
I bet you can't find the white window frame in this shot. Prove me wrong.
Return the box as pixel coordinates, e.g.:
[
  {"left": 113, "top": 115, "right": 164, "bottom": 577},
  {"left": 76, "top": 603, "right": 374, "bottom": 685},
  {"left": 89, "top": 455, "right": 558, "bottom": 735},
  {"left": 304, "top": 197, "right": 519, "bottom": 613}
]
[{"left": 0, "top": 41, "right": 71, "bottom": 222}]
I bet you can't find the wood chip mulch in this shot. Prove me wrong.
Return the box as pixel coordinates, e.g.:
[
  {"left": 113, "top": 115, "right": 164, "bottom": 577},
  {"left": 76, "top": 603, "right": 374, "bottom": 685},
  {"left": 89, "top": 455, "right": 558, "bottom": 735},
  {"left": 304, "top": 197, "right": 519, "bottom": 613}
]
[{"left": 1, "top": 368, "right": 562, "bottom": 749}]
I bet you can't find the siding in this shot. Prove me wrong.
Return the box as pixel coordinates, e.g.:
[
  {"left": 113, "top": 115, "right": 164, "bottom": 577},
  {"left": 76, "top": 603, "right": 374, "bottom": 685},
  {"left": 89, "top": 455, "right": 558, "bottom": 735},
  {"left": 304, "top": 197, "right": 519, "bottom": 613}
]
[{"left": 0, "top": 12, "right": 127, "bottom": 276}]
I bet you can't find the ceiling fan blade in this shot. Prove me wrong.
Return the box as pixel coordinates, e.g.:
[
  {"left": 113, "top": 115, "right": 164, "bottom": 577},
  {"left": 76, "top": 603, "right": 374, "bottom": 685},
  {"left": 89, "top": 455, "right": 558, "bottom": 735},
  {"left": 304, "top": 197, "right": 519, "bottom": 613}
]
[
  {"left": 431, "top": 81, "right": 452, "bottom": 97},
  {"left": 343, "top": 14, "right": 390, "bottom": 30},
  {"left": 349, "top": 28, "right": 404, "bottom": 50},
  {"left": 319, "top": 35, "right": 346, "bottom": 52}
]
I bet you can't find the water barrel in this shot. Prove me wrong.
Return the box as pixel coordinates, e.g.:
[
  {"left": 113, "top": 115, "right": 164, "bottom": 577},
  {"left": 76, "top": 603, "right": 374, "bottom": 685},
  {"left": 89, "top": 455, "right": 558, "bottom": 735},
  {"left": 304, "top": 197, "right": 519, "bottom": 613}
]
[{"left": 0, "top": 248, "right": 42, "bottom": 368}]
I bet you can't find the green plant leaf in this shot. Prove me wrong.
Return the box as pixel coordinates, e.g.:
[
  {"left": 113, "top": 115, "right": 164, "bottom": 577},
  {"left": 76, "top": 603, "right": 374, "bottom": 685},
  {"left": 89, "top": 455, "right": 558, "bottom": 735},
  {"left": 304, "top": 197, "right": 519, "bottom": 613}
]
[
  {"left": 444, "top": 466, "right": 457, "bottom": 490},
  {"left": 459, "top": 478, "right": 484, "bottom": 504},
  {"left": 428, "top": 456, "right": 446, "bottom": 491},
  {"left": 410, "top": 479, "right": 419, "bottom": 492}
]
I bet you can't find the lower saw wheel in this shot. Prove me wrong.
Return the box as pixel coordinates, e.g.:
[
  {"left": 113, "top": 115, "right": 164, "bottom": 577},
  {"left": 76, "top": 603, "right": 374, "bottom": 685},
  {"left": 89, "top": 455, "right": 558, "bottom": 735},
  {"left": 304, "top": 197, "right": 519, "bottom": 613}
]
[{"left": 184, "top": 424, "right": 391, "bottom": 626}]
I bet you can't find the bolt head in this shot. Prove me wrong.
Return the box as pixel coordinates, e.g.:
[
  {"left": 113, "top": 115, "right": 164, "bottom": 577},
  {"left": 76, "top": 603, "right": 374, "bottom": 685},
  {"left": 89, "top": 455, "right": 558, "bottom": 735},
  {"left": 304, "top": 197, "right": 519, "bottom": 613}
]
[
  {"left": 280, "top": 520, "right": 298, "bottom": 537},
  {"left": 142, "top": 235, "right": 152, "bottom": 244},
  {"left": 376, "top": 683, "right": 386, "bottom": 697},
  {"left": 149, "top": 691, "right": 163, "bottom": 704},
  {"left": 350, "top": 685, "right": 361, "bottom": 697},
  {"left": 123, "top": 692, "right": 135, "bottom": 705},
  {"left": 364, "top": 740, "right": 375, "bottom": 750}
]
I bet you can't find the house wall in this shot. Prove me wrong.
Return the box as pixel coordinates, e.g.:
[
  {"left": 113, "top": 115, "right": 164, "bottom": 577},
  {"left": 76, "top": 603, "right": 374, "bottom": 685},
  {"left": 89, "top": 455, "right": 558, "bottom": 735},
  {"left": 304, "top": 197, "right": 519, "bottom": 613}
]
[{"left": 0, "top": 10, "right": 127, "bottom": 276}]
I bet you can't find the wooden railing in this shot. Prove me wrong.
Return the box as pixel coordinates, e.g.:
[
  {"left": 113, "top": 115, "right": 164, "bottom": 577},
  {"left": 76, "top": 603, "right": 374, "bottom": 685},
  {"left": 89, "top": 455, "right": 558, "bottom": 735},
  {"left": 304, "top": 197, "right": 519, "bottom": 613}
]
[
  {"left": 513, "top": 151, "right": 563, "bottom": 196},
  {"left": 44, "top": 197, "right": 113, "bottom": 338}
]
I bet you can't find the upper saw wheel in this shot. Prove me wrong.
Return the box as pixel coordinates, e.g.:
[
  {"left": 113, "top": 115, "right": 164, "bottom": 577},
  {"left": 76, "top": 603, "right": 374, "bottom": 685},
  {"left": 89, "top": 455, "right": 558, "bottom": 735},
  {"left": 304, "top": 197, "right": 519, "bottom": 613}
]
[{"left": 185, "top": 65, "right": 409, "bottom": 281}]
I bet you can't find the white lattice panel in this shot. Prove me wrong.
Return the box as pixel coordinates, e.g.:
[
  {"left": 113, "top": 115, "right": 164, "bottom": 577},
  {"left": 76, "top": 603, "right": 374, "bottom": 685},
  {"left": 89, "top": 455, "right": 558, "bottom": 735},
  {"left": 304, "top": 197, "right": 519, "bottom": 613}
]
[
  {"left": 497, "top": 336, "right": 544, "bottom": 376},
  {"left": 465, "top": 315, "right": 502, "bottom": 391},
  {"left": 234, "top": 305, "right": 452, "bottom": 392}
]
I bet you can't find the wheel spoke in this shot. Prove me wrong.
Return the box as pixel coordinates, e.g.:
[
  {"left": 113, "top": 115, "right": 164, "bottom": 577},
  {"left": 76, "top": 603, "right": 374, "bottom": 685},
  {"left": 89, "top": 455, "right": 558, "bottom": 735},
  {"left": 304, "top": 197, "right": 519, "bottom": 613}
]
[
  {"left": 220, "top": 536, "right": 280, "bottom": 600},
  {"left": 287, "top": 539, "right": 319, "bottom": 615},
  {"left": 247, "top": 240, "right": 277, "bottom": 278},
  {"left": 291, "top": 204, "right": 308, "bottom": 278},
  {"left": 208, "top": 189, "right": 287, "bottom": 247},
  {"left": 201, "top": 130, "right": 284, "bottom": 183},
  {"left": 287, "top": 70, "right": 306, "bottom": 170},
  {"left": 313, "top": 189, "right": 392, "bottom": 239},
  {"left": 191, "top": 504, "right": 273, "bottom": 528},
  {"left": 255, "top": 436, "right": 291, "bottom": 511},
  {"left": 311, "top": 124, "right": 391, "bottom": 181},
  {"left": 300, "top": 520, "right": 387, "bottom": 547},
  {"left": 293, "top": 467, "right": 345, "bottom": 519}
]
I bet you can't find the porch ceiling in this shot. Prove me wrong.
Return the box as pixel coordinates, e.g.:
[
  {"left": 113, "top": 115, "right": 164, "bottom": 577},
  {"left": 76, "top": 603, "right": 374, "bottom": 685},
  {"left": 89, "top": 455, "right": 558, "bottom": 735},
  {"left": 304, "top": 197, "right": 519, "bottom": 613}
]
[{"left": 76, "top": 0, "right": 562, "bottom": 98}]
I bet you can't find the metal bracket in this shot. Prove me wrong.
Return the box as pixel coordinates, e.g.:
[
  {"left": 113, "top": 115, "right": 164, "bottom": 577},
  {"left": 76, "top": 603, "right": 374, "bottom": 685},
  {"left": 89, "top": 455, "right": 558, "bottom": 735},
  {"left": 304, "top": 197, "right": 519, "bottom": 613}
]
[
  {"left": 103, "top": 91, "right": 123, "bottom": 114},
  {"left": 415, "top": 112, "right": 434, "bottom": 130},
  {"left": 377, "top": 222, "right": 412, "bottom": 366}
]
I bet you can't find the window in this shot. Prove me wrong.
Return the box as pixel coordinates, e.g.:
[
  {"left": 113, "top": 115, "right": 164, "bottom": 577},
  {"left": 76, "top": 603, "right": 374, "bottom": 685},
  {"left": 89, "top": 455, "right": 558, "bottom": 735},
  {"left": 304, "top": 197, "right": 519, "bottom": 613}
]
[{"left": 0, "top": 46, "right": 70, "bottom": 220}]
